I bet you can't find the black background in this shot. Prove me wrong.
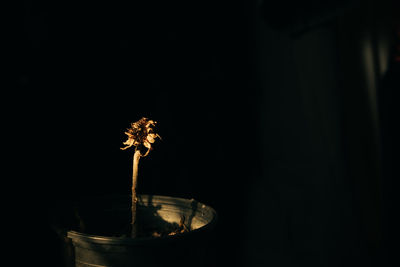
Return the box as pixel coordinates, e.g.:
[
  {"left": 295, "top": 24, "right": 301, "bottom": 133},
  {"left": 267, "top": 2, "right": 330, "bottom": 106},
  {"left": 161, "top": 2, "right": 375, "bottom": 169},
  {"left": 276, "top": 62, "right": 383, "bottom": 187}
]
[{"left": 11, "top": 0, "right": 400, "bottom": 266}]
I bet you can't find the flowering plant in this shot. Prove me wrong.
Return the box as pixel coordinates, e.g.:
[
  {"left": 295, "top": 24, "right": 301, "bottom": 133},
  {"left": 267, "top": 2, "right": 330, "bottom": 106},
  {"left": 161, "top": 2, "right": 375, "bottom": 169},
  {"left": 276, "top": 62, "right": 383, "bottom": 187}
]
[{"left": 121, "top": 117, "right": 161, "bottom": 237}]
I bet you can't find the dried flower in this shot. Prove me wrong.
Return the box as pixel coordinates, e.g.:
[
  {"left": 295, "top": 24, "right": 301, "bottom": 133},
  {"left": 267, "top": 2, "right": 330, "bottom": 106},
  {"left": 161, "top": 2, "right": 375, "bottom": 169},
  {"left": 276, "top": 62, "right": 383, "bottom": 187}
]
[{"left": 120, "top": 117, "right": 161, "bottom": 157}]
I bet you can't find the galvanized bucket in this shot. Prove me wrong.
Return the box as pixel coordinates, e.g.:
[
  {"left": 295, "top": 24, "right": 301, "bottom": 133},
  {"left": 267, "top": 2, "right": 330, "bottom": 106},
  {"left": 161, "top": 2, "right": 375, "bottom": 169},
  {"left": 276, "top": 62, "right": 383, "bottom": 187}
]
[{"left": 64, "top": 195, "right": 217, "bottom": 267}]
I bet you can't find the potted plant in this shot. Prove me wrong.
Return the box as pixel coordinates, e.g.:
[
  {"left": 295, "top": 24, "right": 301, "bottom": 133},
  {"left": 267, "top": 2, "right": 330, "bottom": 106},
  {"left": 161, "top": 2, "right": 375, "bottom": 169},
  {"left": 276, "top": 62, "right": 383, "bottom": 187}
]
[{"left": 52, "top": 117, "right": 217, "bottom": 267}]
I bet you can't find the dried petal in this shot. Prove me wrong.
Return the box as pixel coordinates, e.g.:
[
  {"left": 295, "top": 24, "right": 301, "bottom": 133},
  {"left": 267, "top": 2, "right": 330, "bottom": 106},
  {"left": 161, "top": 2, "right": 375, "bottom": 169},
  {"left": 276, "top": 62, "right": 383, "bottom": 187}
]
[
  {"left": 147, "top": 133, "right": 156, "bottom": 143},
  {"left": 143, "top": 141, "right": 151, "bottom": 149}
]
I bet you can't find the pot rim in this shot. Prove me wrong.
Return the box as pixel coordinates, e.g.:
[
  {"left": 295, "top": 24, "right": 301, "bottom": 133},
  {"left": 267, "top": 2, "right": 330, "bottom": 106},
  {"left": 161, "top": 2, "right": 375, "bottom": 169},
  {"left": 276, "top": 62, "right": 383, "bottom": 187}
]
[{"left": 67, "top": 194, "right": 217, "bottom": 245}]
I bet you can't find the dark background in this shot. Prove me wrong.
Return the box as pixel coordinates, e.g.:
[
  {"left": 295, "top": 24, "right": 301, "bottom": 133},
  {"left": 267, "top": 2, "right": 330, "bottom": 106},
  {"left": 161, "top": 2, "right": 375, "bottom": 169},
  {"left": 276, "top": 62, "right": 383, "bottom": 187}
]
[{"left": 11, "top": 0, "right": 400, "bottom": 266}]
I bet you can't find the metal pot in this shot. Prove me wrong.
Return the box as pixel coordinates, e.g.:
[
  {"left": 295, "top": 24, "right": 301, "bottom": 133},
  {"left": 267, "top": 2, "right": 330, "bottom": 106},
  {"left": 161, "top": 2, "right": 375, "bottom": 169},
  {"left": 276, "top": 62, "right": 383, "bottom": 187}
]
[{"left": 60, "top": 194, "right": 217, "bottom": 267}]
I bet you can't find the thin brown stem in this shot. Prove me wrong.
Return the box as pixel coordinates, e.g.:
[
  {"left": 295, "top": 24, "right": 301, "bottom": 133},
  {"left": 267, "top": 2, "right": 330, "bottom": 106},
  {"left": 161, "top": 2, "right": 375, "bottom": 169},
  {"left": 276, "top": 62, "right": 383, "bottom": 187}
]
[{"left": 131, "top": 149, "right": 141, "bottom": 238}]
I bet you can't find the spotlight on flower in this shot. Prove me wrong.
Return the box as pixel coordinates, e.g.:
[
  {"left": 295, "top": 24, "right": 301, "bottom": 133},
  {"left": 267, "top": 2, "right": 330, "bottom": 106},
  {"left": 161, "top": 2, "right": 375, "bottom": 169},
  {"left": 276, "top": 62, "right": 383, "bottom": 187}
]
[{"left": 120, "top": 117, "right": 161, "bottom": 157}]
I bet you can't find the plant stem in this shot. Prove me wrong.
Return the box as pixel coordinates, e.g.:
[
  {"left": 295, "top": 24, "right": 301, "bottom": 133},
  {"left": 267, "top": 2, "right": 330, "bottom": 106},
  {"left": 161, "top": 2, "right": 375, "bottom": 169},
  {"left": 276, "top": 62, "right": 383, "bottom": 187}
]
[{"left": 131, "top": 149, "right": 141, "bottom": 238}]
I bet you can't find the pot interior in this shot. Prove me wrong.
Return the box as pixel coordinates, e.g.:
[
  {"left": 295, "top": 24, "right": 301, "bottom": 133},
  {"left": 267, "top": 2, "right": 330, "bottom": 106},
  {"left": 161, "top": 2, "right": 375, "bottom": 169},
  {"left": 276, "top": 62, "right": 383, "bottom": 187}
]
[{"left": 70, "top": 194, "right": 216, "bottom": 238}]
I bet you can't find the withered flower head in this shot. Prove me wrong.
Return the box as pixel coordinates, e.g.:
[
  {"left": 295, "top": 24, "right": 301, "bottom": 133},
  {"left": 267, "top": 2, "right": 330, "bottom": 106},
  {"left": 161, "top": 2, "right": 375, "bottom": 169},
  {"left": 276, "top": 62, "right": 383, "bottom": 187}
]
[{"left": 120, "top": 117, "right": 161, "bottom": 157}]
